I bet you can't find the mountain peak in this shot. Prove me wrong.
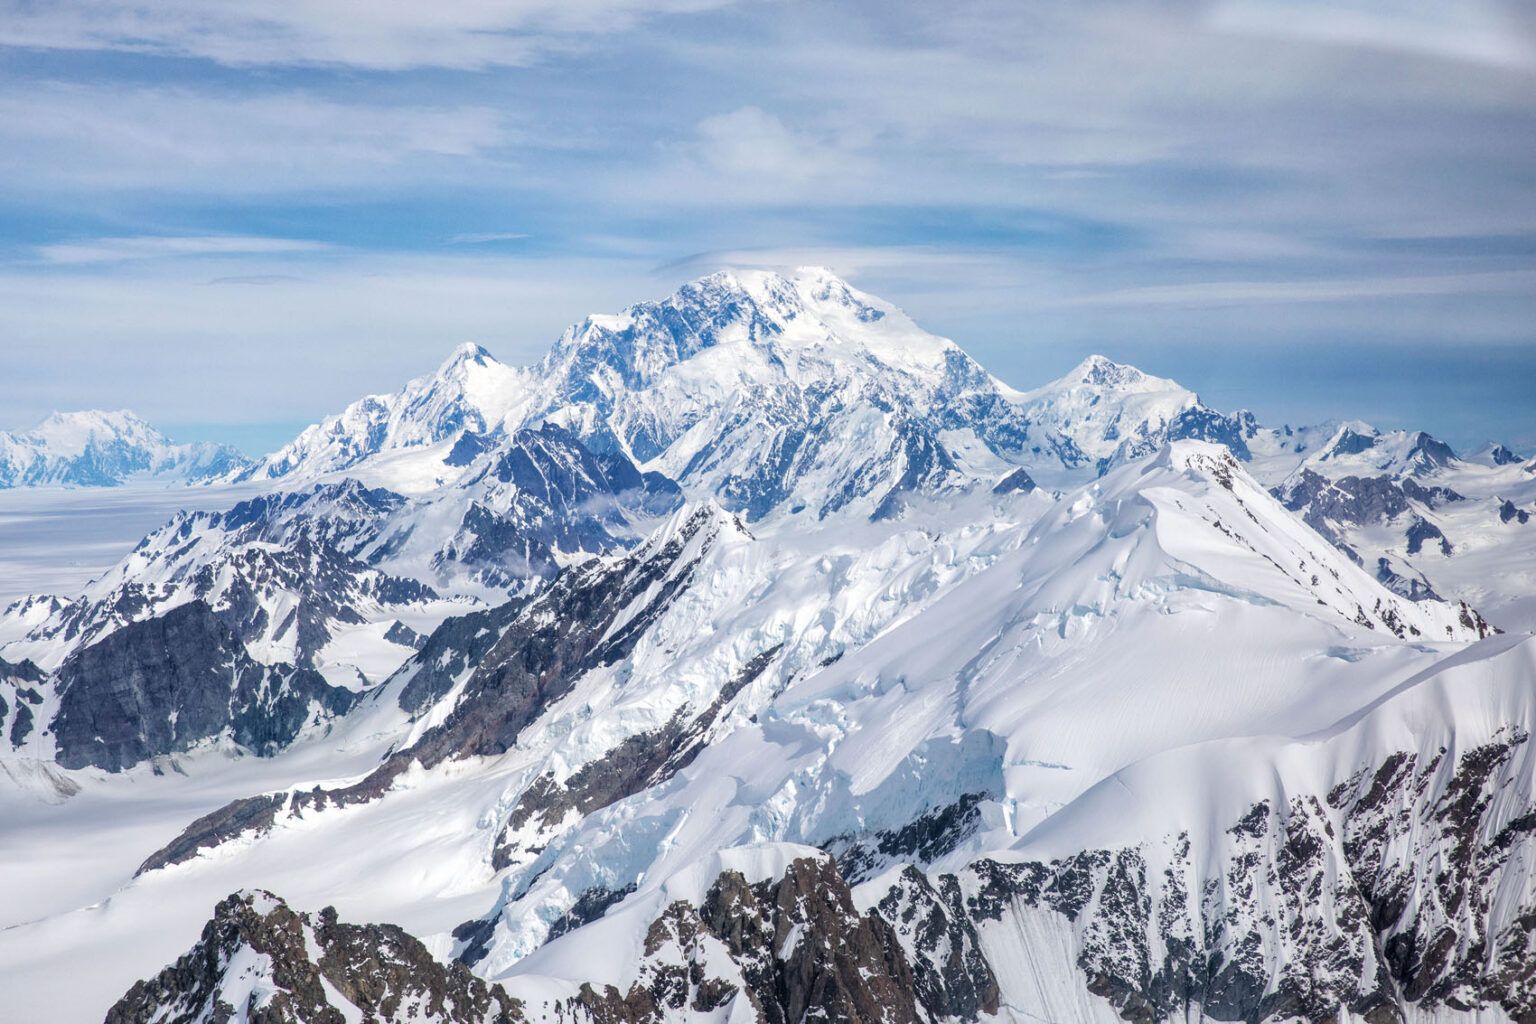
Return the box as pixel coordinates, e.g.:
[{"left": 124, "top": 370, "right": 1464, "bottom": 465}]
[
  {"left": 0, "top": 409, "right": 247, "bottom": 487},
  {"left": 32, "top": 408, "right": 159, "bottom": 442},
  {"left": 1068, "top": 354, "right": 1150, "bottom": 389},
  {"left": 436, "top": 342, "right": 499, "bottom": 375}
]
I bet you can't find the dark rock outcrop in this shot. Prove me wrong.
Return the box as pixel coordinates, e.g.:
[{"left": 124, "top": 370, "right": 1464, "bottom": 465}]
[
  {"left": 827, "top": 791, "right": 990, "bottom": 885},
  {"left": 0, "top": 655, "right": 46, "bottom": 749},
  {"left": 574, "top": 856, "right": 922, "bottom": 1024},
  {"left": 1489, "top": 444, "right": 1522, "bottom": 466},
  {"left": 50, "top": 601, "right": 356, "bottom": 772},
  {"left": 992, "top": 467, "right": 1037, "bottom": 495},
  {"left": 105, "top": 890, "right": 523, "bottom": 1024}
]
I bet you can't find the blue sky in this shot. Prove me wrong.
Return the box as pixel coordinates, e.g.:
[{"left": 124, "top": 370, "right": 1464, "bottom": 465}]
[{"left": 1, "top": 0, "right": 1533, "bottom": 455}]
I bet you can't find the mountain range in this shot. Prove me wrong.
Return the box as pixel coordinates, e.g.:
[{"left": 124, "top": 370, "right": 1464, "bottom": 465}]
[
  {"left": 0, "top": 410, "right": 248, "bottom": 488},
  {"left": 2, "top": 268, "right": 1534, "bottom": 1024}
]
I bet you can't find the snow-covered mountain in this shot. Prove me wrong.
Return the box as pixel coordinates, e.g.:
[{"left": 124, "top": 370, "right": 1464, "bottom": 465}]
[
  {"left": 0, "top": 426, "right": 682, "bottom": 681},
  {"left": 0, "top": 410, "right": 249, "bottom": 487},
  {"left": 3, "top": 269, "right": 1534, "bottom": 1024},
  {"left": 1267, "top": 425, "right": 1536, "bottom": 631},
  {"left": 56, "top": 442, "right": 1521, "bottom": 1024},
  {"left": 231, "top": 342, "right": 528, "bottom": 487},
  {"left": 236, "top": 270, "right": 1253, "bottom": 512}
]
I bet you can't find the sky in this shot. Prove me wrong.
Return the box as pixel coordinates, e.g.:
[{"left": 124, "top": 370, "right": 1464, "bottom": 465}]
[{"left": 1, "top": 0, "right": 1533, "bottom": 455}]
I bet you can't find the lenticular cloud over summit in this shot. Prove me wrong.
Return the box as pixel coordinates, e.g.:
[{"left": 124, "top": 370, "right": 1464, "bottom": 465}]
[{"left": 2, "top": 268, "right": 1535, "bottom": 1023}]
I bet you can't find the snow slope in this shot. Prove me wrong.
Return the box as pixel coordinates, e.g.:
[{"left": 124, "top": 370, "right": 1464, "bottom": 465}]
[{"left": 4, "top": 440, "right": 1512, "bottom": 1021}]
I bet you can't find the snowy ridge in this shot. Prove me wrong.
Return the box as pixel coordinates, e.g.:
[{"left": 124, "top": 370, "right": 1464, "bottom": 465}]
[
  {"left": 235, "top": 269, "right": 1258, "bottom": 520},
  {"left": 0, "top": 410, "right": 248, "bottom": 488},
  {"left": 0, "top": 426, "right": 683, "bottom": 680},
  {"left": 232, "top": 343, "right": 529, "bottom": 487}
]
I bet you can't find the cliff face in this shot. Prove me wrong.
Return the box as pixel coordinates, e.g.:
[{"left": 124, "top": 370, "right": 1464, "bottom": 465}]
[{"left": 51, "top": 601, "right": 355, "bottom": 772}]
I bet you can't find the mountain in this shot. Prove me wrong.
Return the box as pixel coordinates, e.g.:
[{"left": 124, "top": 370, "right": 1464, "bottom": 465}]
[
  {"left": 49, "top": 601, "right": 358, "bottom": 772},
  {"left": 66, "top": 442, "right": 1522, "bottom": 1024},
  {"left": 1292, "top": 422, "right": 1462, "bottom": 479},
  {"left": 105, "top": 890, "right": 522, "bottom": 1024},
  {"left": 3, "top": 269, "right": 1534, "bottom": 1024},
  {"left": 0, "top": 426, "right": 683, "bottom": 680},
  {"left": 0, "top": 410, "right": 249, "bottom": 487},
  {"left": 1270, "top": 424, "right": 1536, "bottom": 630},
  {"left": 1014, "top": 354, "right": 1254, "bottom": 473},
  {"left": 1469, "top": 441, "right": 1525, "bottom": 468},
  {"left": 237, "top": 270, "right": 1254, "bottom": 515},
  {"left": 231, "top": 343, "right": 528, "bottom": 487}
]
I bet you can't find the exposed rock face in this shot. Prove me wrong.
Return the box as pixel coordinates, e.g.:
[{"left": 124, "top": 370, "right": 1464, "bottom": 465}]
[
  {"left": 136, "top": 793, "right": 289, "bottom": 875},
  {"left": 827, "top": 791, "right": 991, "bottom": 885},
  {"left": 1275, "top": 469, "right": 1461, "bottom": 561},
  {"left": 105, "top": 890, "right": 523, "bottom": 1024},
  {"left": 0, "top": 654, "right": 46, "bottom": 749},
  {"left": 111, "top": 731, "right": 1536, "bottom": 1024},
  {"left": 875, "top": 865, "right": 1000, "bottom": 1021},
  {"left": 1374, "top": 557, "right": 1441, "bottom": 602},
  {"left": 571, "top": 857, "right": 922, "bottom": 1024},
  {"left": 50, "top": 601, "right": 356, "bottom": 772},
  {"left": 992, "top": 467, "right": 1037, "bottom": 494},
  {"left": 1490, "top": 444, "right": 1523, "bottom": 466},
  {"left": 871, "top": 732, "right": 1536, "bottom": 1024}
]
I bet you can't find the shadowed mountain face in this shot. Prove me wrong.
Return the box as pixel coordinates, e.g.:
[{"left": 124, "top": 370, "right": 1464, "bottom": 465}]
[{"left": 50, "top": 601, "right": 356, "bottom": 772}]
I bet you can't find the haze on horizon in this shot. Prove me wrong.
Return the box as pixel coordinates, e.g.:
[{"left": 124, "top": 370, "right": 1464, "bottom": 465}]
[{"left": 1, "top": 0, "right": 1533, "bottom": 454}]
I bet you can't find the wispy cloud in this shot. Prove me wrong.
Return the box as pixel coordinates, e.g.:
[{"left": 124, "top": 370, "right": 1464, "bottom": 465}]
[
  {"left": 0, "top": 0, "right": 1531, "bottom": 445},
  {"left": 0, "top": 85, "right": 514, "bottom": 192},
  {"left": 38, "top": 235, "right": 332, "bottom": 265},
  {"left": 1051, "top": 270, "right": 1536, "bottom": 309},
  {"left": 1210, "top": 0, "right": 1536, "bottom": 69},
  {"left": 449, "top": 232, "right": 532, "bottom": 244},
  {"left": 0, "top": 0, "right": 738, "bottom": 69}
]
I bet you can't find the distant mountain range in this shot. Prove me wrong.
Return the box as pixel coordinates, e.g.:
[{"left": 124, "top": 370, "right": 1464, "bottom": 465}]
[{"left": 0, "top": 409, "right": 248, "bottom": 487}]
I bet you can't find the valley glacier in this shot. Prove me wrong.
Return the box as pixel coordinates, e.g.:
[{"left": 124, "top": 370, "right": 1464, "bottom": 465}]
[{"left": 2, "top": 269, "right": 1535, "bottom": 1024}]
